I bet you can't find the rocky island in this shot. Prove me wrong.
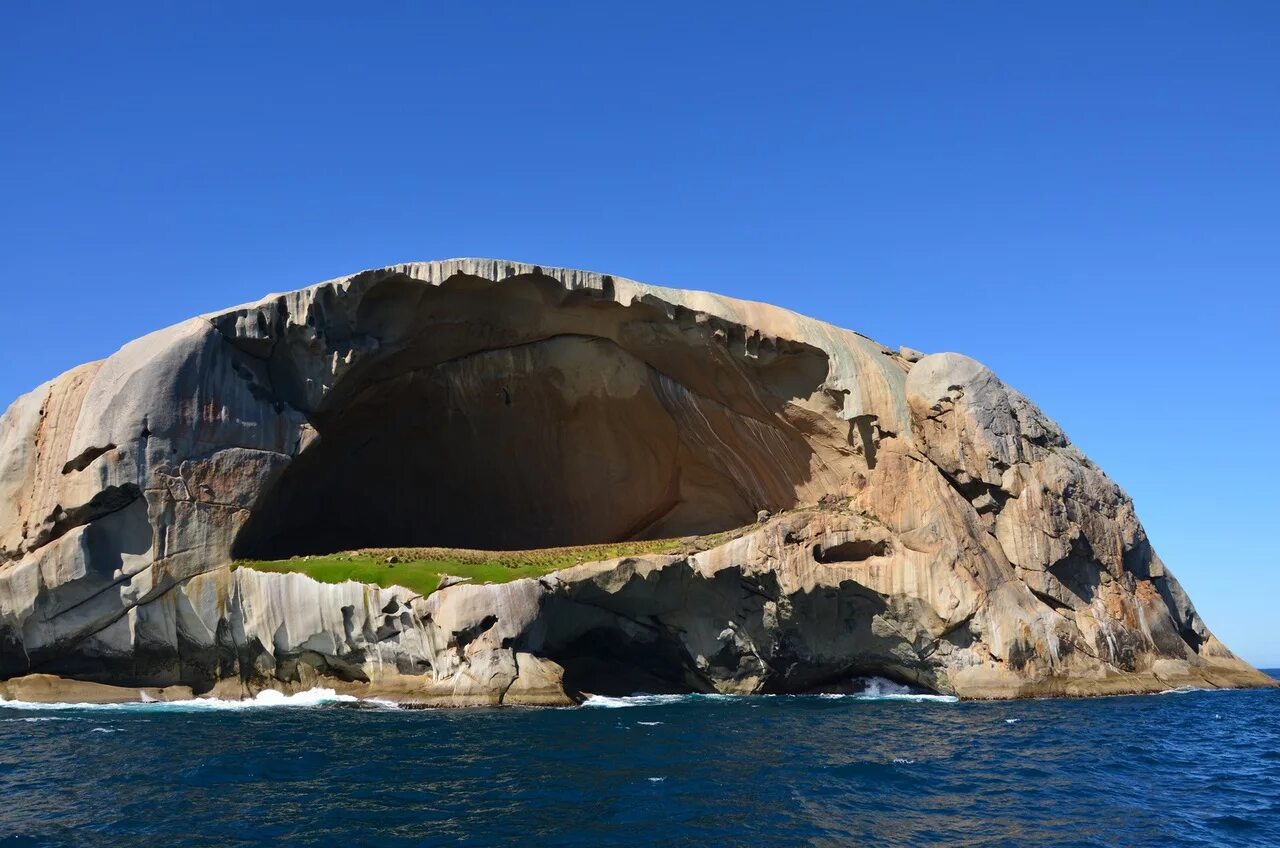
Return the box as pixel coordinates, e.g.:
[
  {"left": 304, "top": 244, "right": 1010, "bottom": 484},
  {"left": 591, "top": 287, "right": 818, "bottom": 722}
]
[{"left": 0, "top": 259, "right": 1271, "bottom": 705}]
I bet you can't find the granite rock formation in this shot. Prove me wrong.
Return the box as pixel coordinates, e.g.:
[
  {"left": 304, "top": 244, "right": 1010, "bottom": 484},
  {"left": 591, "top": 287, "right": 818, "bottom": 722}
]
[{"left": 0, "top": 259, "right": 1271, "bottom": 704}]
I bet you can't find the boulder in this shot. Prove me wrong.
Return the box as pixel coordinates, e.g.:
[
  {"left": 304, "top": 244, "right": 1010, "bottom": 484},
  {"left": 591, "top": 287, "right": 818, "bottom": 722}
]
[{"left": 0, "top": 258, "right": 1270, "bottom": 703}]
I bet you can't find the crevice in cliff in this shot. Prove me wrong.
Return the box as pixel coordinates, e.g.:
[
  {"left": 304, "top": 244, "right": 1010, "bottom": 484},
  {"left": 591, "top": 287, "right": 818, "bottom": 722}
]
[
  {"left": 1029, "top": 587, "right": 1074, "bottom": 614},
  {"left": 935, "top": 466, "right": 1009, "bottom": 516},
  {"left": 1046, "top": 535, "right": 1103, "bottom": 606},
  {"left": 26, "top": 484, "right": 144, "bottom": 557},
  {"left": 205, "top": 316, "right": 313, "bottom": 420},
  {"left": 926, "top": 611, "right": 978, "bottom": 656},
  {"left": 448, "top": 615, "right": 499, "bottom": 662},
  {"left": 849, "top": 415, "right": 880, "bottom": 470},
  {"left": 61, "top": 444, "right": 117, "bottom": 475},
  {"left": 38, "top": 560, "right": 154, "bottom": 625}
]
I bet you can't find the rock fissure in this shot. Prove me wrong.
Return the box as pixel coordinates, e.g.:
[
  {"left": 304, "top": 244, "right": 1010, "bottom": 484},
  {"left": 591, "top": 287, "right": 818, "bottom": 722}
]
[
  {"left": 60, "top": 444, "right": 117, "bottom": 475},
  {"left": 26, "top": 483, "right": 144, "bottom": 559}
]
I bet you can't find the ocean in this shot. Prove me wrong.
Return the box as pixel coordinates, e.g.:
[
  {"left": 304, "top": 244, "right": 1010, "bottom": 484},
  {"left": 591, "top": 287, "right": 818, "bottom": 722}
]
[{"left": 1, "top": 674, "right": 1277, "bottom": 847}]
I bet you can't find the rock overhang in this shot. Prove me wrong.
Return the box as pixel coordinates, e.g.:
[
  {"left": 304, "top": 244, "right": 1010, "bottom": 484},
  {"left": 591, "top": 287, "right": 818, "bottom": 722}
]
[{"left": 212, "top": 260, "right": 894, "bottom": 553}]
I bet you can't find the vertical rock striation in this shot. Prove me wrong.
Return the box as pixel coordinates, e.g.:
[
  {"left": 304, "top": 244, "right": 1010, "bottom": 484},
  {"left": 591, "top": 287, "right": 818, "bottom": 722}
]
[{"left": 0, "top": 259, "right": 1270, "bottom": 703}]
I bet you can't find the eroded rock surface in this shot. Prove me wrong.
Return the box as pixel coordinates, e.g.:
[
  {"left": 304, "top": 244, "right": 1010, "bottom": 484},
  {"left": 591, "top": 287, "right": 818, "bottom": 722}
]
[{"left": 0, "top": 259, "right": 1270, "bottom": 703}]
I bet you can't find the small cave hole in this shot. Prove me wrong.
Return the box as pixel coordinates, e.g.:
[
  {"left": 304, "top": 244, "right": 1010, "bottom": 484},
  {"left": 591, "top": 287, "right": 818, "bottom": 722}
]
[
  {"left": 813, "top": 539, "right": 890, "bottom": 564},
  {"left": 555, "top": 628, "right": 698, "bottom": 698}
]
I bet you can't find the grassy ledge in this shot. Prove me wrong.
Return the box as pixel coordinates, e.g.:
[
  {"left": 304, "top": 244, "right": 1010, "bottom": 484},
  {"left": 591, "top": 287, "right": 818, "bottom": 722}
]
[{"left": 232, "top": 529, "right": 745, "bottom": 597}]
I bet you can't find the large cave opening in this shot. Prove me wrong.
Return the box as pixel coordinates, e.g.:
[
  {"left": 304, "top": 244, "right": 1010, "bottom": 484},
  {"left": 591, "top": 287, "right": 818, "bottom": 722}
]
[{"left": 232, "top": 272, "right": 836, "bottom": 556}]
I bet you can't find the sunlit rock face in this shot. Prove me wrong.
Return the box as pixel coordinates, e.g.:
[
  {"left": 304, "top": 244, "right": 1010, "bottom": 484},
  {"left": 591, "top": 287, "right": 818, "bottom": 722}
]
[{"left": 0, "top": 259, "right": 1271, "bottom": 703}]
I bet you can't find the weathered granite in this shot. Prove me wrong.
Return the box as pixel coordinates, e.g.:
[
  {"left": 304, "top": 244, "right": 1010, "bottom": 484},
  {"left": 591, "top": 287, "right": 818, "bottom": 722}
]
[
  {"left": 0, "top": 259, "right": 1271, "bottom": 703},
  {"left": 0, "top": 674, "right": 193, "bottom": 704}
]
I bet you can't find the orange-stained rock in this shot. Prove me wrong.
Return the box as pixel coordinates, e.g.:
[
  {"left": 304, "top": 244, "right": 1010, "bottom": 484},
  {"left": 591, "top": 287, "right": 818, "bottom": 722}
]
[{"left": 0, "top": 259, "right": 1271, "bottom": 702}]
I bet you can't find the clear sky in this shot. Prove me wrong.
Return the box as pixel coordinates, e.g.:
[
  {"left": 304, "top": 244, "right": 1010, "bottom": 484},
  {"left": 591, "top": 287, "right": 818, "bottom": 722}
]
[{"left": 3, "top": 4, "right": 1277, "bottom": 665}]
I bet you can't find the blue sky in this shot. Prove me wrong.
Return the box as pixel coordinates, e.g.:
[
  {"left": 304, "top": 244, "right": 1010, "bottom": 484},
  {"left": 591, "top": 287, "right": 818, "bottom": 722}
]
[{"left": 3, "top": 3, "right": 1277, "bottom": 665}]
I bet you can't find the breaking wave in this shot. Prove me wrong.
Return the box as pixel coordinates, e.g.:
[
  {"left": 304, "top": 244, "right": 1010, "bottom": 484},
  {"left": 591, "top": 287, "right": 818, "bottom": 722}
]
[
  {"left": 0, "top": 688, "right": 401, "bottom": 712},
  {"left": 2, "top": 677, "right": 958, "bottom": 713},
  {"left": 582, "top": 693, "right": 737, "bottom": 708},
  {"left": 581, "top": 677, "right": 958, "bottom": 707},
  {"left": 842, "top": 676, "right": 960, "bottom": 702}
]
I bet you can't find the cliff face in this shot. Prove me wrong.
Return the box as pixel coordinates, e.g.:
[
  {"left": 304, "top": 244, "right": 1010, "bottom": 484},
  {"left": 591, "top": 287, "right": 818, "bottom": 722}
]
[{"left": 0, "top": 259, "right": 1270, "bottom": 703}]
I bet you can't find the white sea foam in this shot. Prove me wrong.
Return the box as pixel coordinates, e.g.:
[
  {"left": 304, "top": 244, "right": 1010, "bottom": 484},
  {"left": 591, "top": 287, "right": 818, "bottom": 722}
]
[
  {"left": 852, "top": 692, "right": 959, "bottom": 703},
  {"left": 846, "top": 676, "right": 959, "bottom": 702},
  {"left": 1156, "top": 685, "right": 1232, "bottom": 696},
  {"left": 805, "top": 677, "right": 959, "bottom": 703},
  {"left": 583, "top": 694, "right": 710, "bottom": 708},
  {"left": 1005, "top": 718, "right": 1020, "bottom": 724},
  {"left": 580, "top": 678, "right": 958, "bottom": 707},
  {"left": 360, "top": 697, "right": 403, "bottom": 709},
  {"left": 0, "top": 687, "right": 400, "bottom": 712},
  {"left": 637, "top": 721, "right": 663, "bottom": 726}
]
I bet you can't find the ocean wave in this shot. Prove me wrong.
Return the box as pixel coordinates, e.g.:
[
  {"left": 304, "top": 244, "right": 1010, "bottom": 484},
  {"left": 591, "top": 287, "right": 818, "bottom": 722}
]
[
  {"left": 837, "top": 676, "right": 960, "bottom": 702},
  {"left": 1155, "top": 685, "right": 1242, "bottom": 696},
  {"left": 844, "top": 692, "right": 959, "bottom": 703},
  {"left": 581, "top": 678, "right": 959, "bottom": 707},
  {"left": 582, "top": 693, "right": 737, "bottom": 708},
  {"left": 0, "top": 688, "right": 402, "bottom": 712}
]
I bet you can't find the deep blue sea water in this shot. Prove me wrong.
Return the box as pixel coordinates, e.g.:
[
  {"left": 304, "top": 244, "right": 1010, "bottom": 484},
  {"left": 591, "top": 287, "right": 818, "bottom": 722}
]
[{"left": 1, "top": 673, "right": 1277, "bottom": 847}]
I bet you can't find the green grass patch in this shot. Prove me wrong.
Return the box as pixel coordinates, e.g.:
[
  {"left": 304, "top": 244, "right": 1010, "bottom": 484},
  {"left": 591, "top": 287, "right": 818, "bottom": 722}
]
[
  {"left": 232, "top": 529, "right": 745, "bottom": 597},
  {"left": 235, "top": 555, "right": 555, "bottom": 596}
]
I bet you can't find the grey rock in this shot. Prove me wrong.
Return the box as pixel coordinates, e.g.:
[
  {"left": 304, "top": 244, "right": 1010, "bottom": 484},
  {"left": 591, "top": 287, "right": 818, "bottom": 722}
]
[{"left": 0, "top": 258, "right": 1270, "bottom": 703}]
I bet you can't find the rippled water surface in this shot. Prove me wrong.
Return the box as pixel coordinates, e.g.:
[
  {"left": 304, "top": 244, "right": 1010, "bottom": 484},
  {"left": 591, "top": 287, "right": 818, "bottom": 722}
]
[{"left": 1, "top": 673, "right": 1277, "bottom": 847}]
